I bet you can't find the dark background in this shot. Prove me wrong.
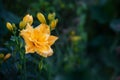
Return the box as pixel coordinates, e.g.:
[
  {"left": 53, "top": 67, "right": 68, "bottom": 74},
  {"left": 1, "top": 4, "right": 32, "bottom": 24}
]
[{"left": 0, "top": 0, "right": 120, "bottom": 80}]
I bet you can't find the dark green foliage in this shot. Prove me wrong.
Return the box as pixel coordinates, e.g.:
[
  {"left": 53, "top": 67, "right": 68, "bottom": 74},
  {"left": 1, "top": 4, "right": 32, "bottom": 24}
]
[{"left": 0, "top": 0, "right": 120, "bottom": 80}]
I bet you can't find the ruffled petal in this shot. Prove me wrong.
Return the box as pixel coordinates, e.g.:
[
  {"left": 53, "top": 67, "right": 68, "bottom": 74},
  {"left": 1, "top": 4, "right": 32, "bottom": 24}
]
[
  {"left": 35, "top": 45, "right": 53, "bottom": 57},
  {"left": 48, "top": 36, "right": 58, "bottom": 46},
  {"left": 20, "top": 24, "right": 35, "bottom": 53},
  {"left": 25, "top": 43, "right": 35, "bottom": 54},
  {"left": 35, "top": 24, "right": 50, "bottom": 42},
  {"left": 25, "top": 23, "right": 33, "bottom": 31},
  {"left": 21, "top": 35, "right": 35, "bottom": 54}
]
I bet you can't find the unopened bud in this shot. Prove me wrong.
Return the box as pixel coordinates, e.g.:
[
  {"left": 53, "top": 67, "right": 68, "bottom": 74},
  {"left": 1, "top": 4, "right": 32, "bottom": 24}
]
[
  {"left": 71, "top": 36, "right": 81, "bottom": 42},
  {"left": 4, "top": 53, "right": 11, "bottom": 61},
  {"left": 19, "top": 21, "right": 26, "bottom": 29},
  {"left": 0, "top": 54, "right": 4, "bottom": 59},
  {"left": 37, "top": 12, "right": 46, "bottom": 23},
  {"left": 6, "top": 22, "right": 13, "bottom": 31},
  {"left": 48, "top": 12, "right": 56, "bottom": 21},
  {"left": 50, "top": 19, "right": 58, "bottom": 30},
  {"left": 23, "top": 14, "right": 33, "bottom": 25}
]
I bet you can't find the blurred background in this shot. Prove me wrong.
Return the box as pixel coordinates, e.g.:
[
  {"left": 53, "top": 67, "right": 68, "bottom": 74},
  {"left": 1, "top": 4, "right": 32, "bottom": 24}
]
[{"left": 0, "top": 0, "right": 120, "bottom": 80}]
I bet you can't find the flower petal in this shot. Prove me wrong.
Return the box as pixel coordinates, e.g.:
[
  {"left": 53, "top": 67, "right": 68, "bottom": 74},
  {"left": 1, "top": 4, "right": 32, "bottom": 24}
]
[
  {"left": 20, "top": 24, "right": 35, "bottom": 53},
  {"left": 48, "top": 36, "right": 58, "bottom": 46},
  {"left": 35, "top": 24, "right": 50, "bottom": 41},
  {"left": 35, "top": 24, "right": 50, "bottom": 35},
  {"left": 36, "top": 45, "right": 53, "bottom": 57},
  {"left": 25, "top": 43, "right": 35, "bottom": 54},
  {"left": 25, "top": 23, "right": 33, "bottom": 30},
  {"left": 21, "top": 34, "right": 35, "bottom": 53}
]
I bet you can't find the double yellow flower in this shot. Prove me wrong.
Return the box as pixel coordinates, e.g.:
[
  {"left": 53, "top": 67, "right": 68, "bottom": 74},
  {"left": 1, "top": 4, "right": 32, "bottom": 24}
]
[
  {"left": 6, "top": 12, "right": 58, "bottom": 57},
  {"left": 20, "top": 12, "right": 58, "bottom": 57}
]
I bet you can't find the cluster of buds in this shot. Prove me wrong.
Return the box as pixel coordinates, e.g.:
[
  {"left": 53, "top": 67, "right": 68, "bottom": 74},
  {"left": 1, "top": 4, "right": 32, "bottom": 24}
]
[
  {"left": 6, "top": 12, "right": 58, "bottom": 31},
  {"left": 6, "top": 22, "right": 16, "bottom": 32},
  {"left": 48, "top": 12, "right": 58, "bottom": 30},
  {"left": 37, "top": 12, "right": 58, "bottom": 30},
  {"left": 0, "top": 53, "right": 11, "bottom": 61},
  {"left": 70, "top": 30, "right": 81, "bottom": 42},
  {"left": 19, "top": 14, "right": 33, "bottom": 29}
]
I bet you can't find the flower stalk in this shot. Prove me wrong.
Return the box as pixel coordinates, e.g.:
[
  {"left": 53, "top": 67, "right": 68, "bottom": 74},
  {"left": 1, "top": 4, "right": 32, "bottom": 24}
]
[{"left": 5, "top": 12, "right": 58, "bottom": 80}]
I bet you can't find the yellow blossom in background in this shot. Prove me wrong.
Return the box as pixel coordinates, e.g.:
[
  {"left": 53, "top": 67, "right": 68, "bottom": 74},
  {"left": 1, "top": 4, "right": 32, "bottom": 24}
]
[
  {"left": 70, "top": 31, "right": 75, "bottom": 36},
  {"left": 20, "top": 23, "right": 58, "bottom": 57},
  {"left": 0, "top": 53, "right": 4, "bottom": 59},
  {"left": 70, "top": 36, "right": 81, "bottom": 42},
  {"left": 70, "top": 30, "right": 81, "bottom": 43},
  {"left": 50, "top": 19, "right": 58, "bottom": 30},
  {"left": 6, "top": 22, "right": 13, "bottom": 31},
  {"left": 37, "top": 12, "right": 46, "bottom": 24},
  {"left": 23, "top": 14, "right": 33, "bottom": 25},
  {"left": 4, "top": 53, "right": 11, "bottom": 61}
]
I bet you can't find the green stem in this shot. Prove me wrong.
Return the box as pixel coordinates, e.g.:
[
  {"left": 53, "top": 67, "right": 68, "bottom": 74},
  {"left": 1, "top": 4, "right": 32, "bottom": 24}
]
[
  {"left": 20, "top": 49, "right": 26, "bottom": 80},
  {"left": 12, "top": 26, "right": 26, "bottom": 80},
  {"left": 38, "top": 57, "right": 44, "bottom": 79},
  {"left": 23, "top": 50, "right": 26, "bottom": 80},
  {"left": 17, "top": 36, "right": 26, "bottom": 80}
]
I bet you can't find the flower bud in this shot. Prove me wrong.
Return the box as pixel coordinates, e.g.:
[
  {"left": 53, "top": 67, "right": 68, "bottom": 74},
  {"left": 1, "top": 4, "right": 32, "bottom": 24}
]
[
  {"left": 50, "top": 19, "right": 58, "bottom": 30},
  {"left": 23, "top": 14, "right": 33, "bottom": 25},
  {"left": 37, "top": 12, "right": 46, "bottom": 23},
  {"left": 0, "top": 53, "right": 4, "bottom": 59},
  {"left": 48, "top": 12, "right": 56, "bottom": 21},
  {"left": 6, "top": 22, "right": 13, "bottom": 31},
  {"left": 19, "top": 21, "right": 26, "bottom": 29},
  {"left": 12, "top": 23, "right": 16, "bottom": 30},
  {"left": 4, "top": 53, "right": 11, "bottom": 61},
  {"left": 70, "top": 36, "right": 81, "bottom": 42}
]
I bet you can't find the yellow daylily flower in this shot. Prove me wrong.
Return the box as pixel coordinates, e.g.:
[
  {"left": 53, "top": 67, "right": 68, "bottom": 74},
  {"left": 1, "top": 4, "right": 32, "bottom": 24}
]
[
  {"left": 20, "top": 23, "right": 58, "bottom": 57},
  {"left": 23, "top": 14, "right": 33, "bottom": 25},
  {"left": 37, "top": 12, "right": 46, "bottom": 24}
]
